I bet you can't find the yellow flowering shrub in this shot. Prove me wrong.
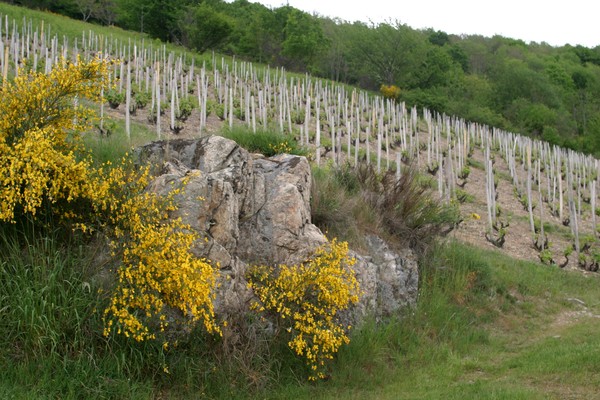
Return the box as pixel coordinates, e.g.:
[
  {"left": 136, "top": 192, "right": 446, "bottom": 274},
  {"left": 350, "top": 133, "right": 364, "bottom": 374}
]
[
  {"left": 95, "top": 161, "right": 220, "bottom": 342},
  {"left": 380, "top": 84, "right": 401, "bottom": 100},
  {"left": 247, "top": 239, "right": 360, "bottom": 380},
  {"left": 0, "top": 56, "right": 108, "bottom": 222},
  {"left": 0, "top": 58, "right": 220, "bottom": 346}
]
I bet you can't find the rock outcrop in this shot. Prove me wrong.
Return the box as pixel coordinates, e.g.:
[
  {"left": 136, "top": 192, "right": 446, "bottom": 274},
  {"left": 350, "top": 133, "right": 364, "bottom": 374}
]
[{"left": 136, "top": 135, "right": 418, "bottom": 324}]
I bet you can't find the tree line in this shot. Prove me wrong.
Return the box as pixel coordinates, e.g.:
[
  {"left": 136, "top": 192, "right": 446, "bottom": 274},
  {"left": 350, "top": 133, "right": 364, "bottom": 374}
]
[{"left": 4, "top": 0, "right": 600, "bottom": 155}]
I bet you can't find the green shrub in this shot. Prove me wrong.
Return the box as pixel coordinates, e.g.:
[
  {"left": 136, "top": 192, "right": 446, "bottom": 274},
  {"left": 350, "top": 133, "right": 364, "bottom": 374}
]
[
  {"left": 455, "top": 188, "right": 474, "bottom": 203},
  {"left": 98, "top": 118, "right": 117, "bottom": 136},
  {"left": 105, "top": 88, "right": 125, "bottom": 109},
  {"left": 147, "top": 101, "right": 168, "bottom": 123},
  {"left": 311, "top": 162, "right": 459, "bottom": 255},
  {"left": 134, "top": 90, "right": 151, "bottom": 109},
  {"left": 310, "top": 164, "right": 370, "bottom": 248},
  {"left": 176, "top": 96, "right": 195, "bottom": 121},
  {"left": 247, "top": 239, "right": 360, "bottom": 381},
  {"left": 213, "top": 102, "right": 225, "bottom": 120}
]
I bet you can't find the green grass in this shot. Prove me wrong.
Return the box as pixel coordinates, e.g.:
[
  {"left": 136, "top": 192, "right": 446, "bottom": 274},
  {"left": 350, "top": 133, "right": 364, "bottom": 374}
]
[
  {"left": 468, "top": 158, "right": 485, "bottom": 170},
  {"left": 3, "top": 217, "right": 600, "bottom": 398},
  {"left": 2, "top": 4, "right": 600, "bottom": 399},
  {"left": 219, "top": 125, "right": 307, "bottom": 157},
  {"left": 496, "top": 169, "right": 513, "bottom": 183},
  {"left": 82, "top": 115, "right": 158, "bottom": 165},
  {"left": 456, "top": 187, "right": 475, "bottom": 203},
  {"left": 0, "top": 225, "right": 157, "bottom": 399},
  {"left": 310, "top": 164, "right": 376, "bottom": 250},
  {"left": 258, "top": 241, "right": 600, "bottom": 400}
]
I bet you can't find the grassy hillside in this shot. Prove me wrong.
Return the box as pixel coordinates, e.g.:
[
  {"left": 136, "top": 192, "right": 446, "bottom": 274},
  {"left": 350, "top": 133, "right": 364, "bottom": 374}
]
[
  {"left": 1, "top": 5, "right": 600, "bottom": 399},
  {"left": 3, "top": 228, "right": 600, "bottom": 399},
  {"left": 271, "top": 242, "right": 600, "bottom": 400}
]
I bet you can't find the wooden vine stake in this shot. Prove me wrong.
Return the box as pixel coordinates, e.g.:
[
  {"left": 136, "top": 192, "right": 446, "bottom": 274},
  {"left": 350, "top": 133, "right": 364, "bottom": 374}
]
[
  {"left": 125, "top": 59, "right": 131, "bottom": 142},
  {"left": 526, "top": 146, "right": 535, "bottom": 237},
  {"left": 156, "top": 62, "right": 161, "bottom": 139},
  {"left": 315, "top": 95, "right": 321, "bottom": 166}
]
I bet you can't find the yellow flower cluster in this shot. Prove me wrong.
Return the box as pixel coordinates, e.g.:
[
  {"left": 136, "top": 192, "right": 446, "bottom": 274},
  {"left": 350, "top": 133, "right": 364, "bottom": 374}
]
[
  {"left": 379, "top": 84, "right": 401, "bottom": 100},
  {"left": 0, "top": 58, "right": 220, "bottom": 346},
  {"left": 247, "top": 239, "right": 360, "bottom": 380},
  {"left": 0, "top": 56, "right": 109, "bottom": 222},
  {"left": 268, "top": 141, "right": 293, "bottom": 154},
  {"left": 92, "top": 158, "right": 221, "bottom": 343}
]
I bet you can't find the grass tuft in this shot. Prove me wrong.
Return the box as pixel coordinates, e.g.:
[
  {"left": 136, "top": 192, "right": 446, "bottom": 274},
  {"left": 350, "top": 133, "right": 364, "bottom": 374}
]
[
  {"left": 311, "top": 162, "right": 460, "bottom": 254},
  {"left": 311, "top": 163, "right": 378, "bottom": 250},
  {"left": 219, "top": 125, "right": 306, "bottom": 157}
]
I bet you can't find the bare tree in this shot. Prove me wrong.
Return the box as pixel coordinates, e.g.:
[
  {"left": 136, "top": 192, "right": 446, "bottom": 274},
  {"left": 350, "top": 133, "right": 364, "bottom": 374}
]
[
  {"left": 73, "top": 0, "right": 97, "bottom": 22},
  {"left": 96, "top": 0, "right": 117, "bottom": 26}
]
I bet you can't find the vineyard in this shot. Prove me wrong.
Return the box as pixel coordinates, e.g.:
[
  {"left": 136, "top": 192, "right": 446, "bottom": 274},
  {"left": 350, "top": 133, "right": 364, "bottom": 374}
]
[
  {"left": 1, "top": 10, "right": 598, "bottom": 271},
  {"left": 4, "top": 4, "right": 600, "bottom": 398}
]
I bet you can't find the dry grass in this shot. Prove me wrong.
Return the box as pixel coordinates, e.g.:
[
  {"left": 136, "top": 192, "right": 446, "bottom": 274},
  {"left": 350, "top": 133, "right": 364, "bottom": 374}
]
[{"left": 311, "top": 162, "right": 460, "bottom": 255}]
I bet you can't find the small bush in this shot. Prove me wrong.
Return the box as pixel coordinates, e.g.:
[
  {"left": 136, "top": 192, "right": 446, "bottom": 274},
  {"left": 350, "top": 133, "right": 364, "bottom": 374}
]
[
  {"left": 213, "top": 103, "right": 225, "bottom": 120},
  {"left": 310, "top": 163, "right": 458, "bottom": 254},
  {"left": 134, "top": 91, "right": 151, "bottom": 109},
  {"left": 101, "top": 167, "right": 218, "bottom": 343},
  {"left": 105, "top": 88, "right": 125, "bottom": 109},
  {"left": 311, "top": 165, "right": 362, "bottom": 241},
  {"left": 147, "top": 101, "right": 168, "bottom": 123},
  {"left": 98, "top": 118, "right": 118, "bottom": 136},
  {"left": 0, "top": 56, "right": 109, "bottom": 223},
  {"left": 458, "top": 166, "right": 471, "bottom": 180},
  {"left": 357, "top": 164, "right": 460, "bottom": 254},
  {"left": 455, "top": 188, "right": 474, "bottom": 203},
  {"left": 380, "top": 84, "right": 401, "bottom": 100},
  {"left": 247, "top": 239, "right": 360, "bottom": 380},
  {"left": 176, "top": 96, "right": 195, "bottom": 121}
]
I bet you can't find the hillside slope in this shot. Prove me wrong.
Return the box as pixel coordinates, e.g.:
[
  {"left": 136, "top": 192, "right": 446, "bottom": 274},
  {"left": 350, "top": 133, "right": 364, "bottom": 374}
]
[{"left": 2, "top": 6, "right": 600, "bottom": 399}]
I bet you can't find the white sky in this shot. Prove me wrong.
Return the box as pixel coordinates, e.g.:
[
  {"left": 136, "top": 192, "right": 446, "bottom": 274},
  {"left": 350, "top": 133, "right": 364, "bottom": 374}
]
[{"left": 247, "top": 0, "right": 600, "bottom": 48}]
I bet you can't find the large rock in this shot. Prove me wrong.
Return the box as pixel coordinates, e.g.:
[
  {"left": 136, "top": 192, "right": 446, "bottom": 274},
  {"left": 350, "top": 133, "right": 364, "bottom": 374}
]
[
  {"left": 237, "top": 154, "right": 326, "bottom": 266},
  {"left": 136, "top": 136, "right": 419, "bottom": 323},
  {"left": 347, "top": 236, "right": 419, "bottom": 323}
]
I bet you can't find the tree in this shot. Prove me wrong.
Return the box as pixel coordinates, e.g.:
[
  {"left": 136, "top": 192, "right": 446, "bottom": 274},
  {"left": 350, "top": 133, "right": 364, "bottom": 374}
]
[
  {"left": 116, "top": 0, "right": 191, "bottom": 41},
  {"left": 572, "top": 68, "right": 592, "bottom": 134},
  {"left": 184, "top": 3, "right": 233, "bottom": 53},
  {"left": 448, "top": 44, "right": 469, "bottom": 73},
  {"left": 281, "top": 9, "right": 327, "bottom": 71},
  {"left": 95, "top": 0, "right": 117, "bottom": 25},
  {"left": 318, "top": 18, "right": 353, "bottom": 82},
  {"left": 507, "top": 98, "right": 558, "bottom": 136},
  {"left": 73, "top": 0, "right": 96, "bottom": 21},
  {"left": 230, "top": 2, "right": 282, "bottom": 63},
  {"left": 350, "top": 21, "right": 426, "bottom": 89},
  {"left": 416, "top": 46, "right": 454, "bottom": 88},
  {"left": 491, "top": 59, "right": 559, "bottom": 110},
  {"left": 428, "top": 29, "right": 449, "bottom": 47}
]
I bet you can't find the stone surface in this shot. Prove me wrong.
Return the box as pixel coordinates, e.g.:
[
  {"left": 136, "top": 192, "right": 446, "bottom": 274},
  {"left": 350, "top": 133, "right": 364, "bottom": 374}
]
[{"left": 137, "top": 135, "right": 419, "bottom": 323}]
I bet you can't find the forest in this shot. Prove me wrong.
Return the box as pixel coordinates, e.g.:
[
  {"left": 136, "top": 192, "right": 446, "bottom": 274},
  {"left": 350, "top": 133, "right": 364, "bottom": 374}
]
[{"left": 4, "top": 0, "right": 600, "bottom": 156}]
